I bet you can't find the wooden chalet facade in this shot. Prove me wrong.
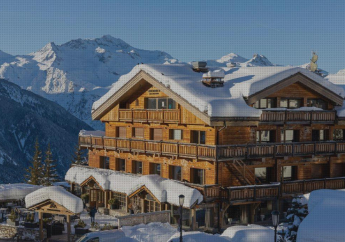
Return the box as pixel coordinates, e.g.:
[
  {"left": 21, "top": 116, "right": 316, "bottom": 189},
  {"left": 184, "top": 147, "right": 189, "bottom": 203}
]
[{"left": 77, "top": 64, "right": 345, "bottom": 229}]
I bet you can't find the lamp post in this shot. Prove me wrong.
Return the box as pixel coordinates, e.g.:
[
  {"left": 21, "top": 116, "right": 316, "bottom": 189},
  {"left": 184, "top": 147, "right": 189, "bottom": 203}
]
[
  {"left": 271, "top": 210, "right": 280, "bottom": 242},
  {"left": 179, "top": 194, "right": 185, "bottom": 242}
]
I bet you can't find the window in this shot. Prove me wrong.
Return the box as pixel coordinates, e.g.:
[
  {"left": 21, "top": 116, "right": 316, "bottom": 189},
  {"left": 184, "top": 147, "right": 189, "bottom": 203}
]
[
  {"left": 255, "top": 167, "right": 273, "bottom": 184},
  {"left": 117, "top": 127, "right": 127, "bottom": 138},
  {"left": 150, "top": 128, "right": 163, "bottom": 141},
  {"left": 253, "top": 98, "right": 275, "bottom": 109},
  {"left": 132, "top": 160, "right": 143, "bottom": 174},
  {"left": 281, "top": 130, "right": 299, "bottom": 143},
  {"left": 169, "top": 165, "right": 182, "bottom": 181},
  {"left": 111, "top": 192, "right": 126, "bottom": 210},
  {"left": 116, "top": 158, "right": 126, "bottom": 172},
  {"left": 146, "top": 98, "right": 176, "bottom": 109},
  {"left": 135, "top": 99, "right": 139, "bottom": 107},
  {"left": 191, "top": 130, "right": 206, "bottom": 144},
  {"left": 334, "top": 129, "right": 345, "bottom": 140},
  {"left": 280, "top": 98, "right": 302, "bottom": 109},
  {"left": 150, "top": 163, "right": 161, "bottom": 175},
  {"left": 312, "top": 130, "right": 329, "bottom": 141},
  {"left": 191, "top": 168, "right": 204, "bottom": 185},
  {"left": 169, "top": 129, "right": 183, "bottom": 140},
  {"left": 307, "top": 99, "right": 327, "bottom": 109},
  {"left": 133, "top": 128, "right": 144, "bottom": 138},
  {"left": 282, "top": 166, "right": 297, "bottom": 181},
  {"left": 256, "top": 130, "right": 276, "bottom": 143},
  {"left": 100, "top": 156, "right": 109, "bottom": 169}
]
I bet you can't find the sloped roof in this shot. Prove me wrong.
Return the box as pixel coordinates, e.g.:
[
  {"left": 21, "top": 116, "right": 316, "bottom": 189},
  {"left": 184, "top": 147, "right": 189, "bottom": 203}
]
[
  {"left": 92, "top": 64, "right": 344, "bottom": 119},
  {"left": 65, "top": 166, "right": 203, "bottom": 208}
]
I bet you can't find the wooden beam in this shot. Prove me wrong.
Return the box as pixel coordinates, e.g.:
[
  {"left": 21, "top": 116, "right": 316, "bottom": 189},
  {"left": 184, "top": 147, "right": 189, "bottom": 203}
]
[
  {"left": 67, "top": 215, "right": 71, "bottom": 242},
  {"left": 39, "top": 212, "right": 43, "bottom": 241}
]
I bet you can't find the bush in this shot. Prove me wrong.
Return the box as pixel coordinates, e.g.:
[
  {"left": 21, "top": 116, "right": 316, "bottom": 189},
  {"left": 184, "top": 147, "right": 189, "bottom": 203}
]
[
  {"left": 91, "top": 222, "right": 100, "bottom": 230},
  {"left": 81, "top": 193, "right": 89, "bottom": 201},
  {"left": 8, "top": 210, "right": 18, "bottom": 222},
  {"left": 74, "top": 219, "right": 86, "bottom": 228},
  {"left": 101, "top": 223, "right": 113, "bottom": 231}
]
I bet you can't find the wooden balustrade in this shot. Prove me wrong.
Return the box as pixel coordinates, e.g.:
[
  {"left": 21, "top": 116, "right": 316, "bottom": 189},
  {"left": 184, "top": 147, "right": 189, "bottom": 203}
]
[
  {"left": 118, "top": 109, "right": 180, "bottom": 123},
  {"left": 261, "top": 110, "right": 336, "bottom": 124},
  {"left": 199, "top": 177, "right": 345, "bottom": 202},
  {"left": 80, "top": 134, "right": 345, "bottom": 161}
]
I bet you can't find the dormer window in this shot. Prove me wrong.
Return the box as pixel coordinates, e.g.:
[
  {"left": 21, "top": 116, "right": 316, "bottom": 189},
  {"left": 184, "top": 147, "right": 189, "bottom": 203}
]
[
  {"left": 280, "top": 98, "right": 302, "bottom": 109},
  {"left": 253, "top": 98, "right": 275, "bottom": 109},
  {"left": 146, "top": 98, "right": 176, "bottom": 109},
  {"left": 307, "top": 98, "right": 327, "bottom": 109}
]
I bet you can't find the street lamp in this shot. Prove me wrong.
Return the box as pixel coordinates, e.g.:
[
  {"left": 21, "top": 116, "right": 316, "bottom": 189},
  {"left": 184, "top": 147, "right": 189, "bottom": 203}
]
[
  {"left": 179, "top": 194, "right": 185, "bottom": 242},
  {"left": 271, "top": 210, "right": 280, "bottom": 242}
]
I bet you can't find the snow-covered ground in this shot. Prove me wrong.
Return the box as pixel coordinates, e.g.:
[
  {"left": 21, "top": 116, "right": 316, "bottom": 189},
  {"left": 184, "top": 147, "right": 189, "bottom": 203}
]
[{"left": 297, "top": 189, "right": 345, "bottom": 242}]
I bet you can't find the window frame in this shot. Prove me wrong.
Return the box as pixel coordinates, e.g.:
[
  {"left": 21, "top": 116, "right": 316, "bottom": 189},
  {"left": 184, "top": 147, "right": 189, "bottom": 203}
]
[
  {"left": 146, "top": 97, "right": 176, "bottom": 109},
  {"left": 132, "top": 127, "right": 144, "bottom": 139},
  {"left": 256, "top": 130, "right": 275, "bottom": 143},
  {"left": 307, "top": 98, "right": 327, "bottom": 109},
  {"left": 169, "top": 165, "right": 182, "bottom": 181},
  {"left": 116, "top": 158, "right": 126, "bottom": 172},
  {"left": 191, "top": 168, "right": 205, "bottom": 185},
  {"left": 280, "top": 98, "right": 303, "bottom": 109},
  {"left": 191, "top": 130, "right": 206, "bottom": 144},
  {"left": 132, "top": 160, "right": 143, "bottom": 174},
  {"left": 253, "top": 98, "right": 275, "bottom": 109},
  {"left": 169, "top": 129, "right": 183, "bottom": 140}
]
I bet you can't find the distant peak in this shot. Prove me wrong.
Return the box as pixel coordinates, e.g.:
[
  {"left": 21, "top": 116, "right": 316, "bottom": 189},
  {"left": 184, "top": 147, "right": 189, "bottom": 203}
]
[
  {"left": 217, "top": 53, "right": 248, "bottom": 63},
  {"left": 244, "top": 54, "right": 274, "bottom": 66}
]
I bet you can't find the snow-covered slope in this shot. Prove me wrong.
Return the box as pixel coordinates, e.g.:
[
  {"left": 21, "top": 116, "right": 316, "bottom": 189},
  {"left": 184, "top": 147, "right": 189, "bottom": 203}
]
[
  {"left": 0, "top": 78, "right": 91, "bottom": 183},
  {"left": 206, "top": 53, "right": 275, "bottom": 67},
  {"left": 0, "top": 35, "right": 177, "bottom": 129}
]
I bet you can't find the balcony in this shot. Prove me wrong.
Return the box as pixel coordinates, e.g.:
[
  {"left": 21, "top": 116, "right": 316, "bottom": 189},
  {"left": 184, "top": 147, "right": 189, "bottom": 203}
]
[
  {"left": 197, "top": 177, "right": 345, "bottom": 203},
  {"left": 118, "top": 109, "right": 180, "bottom": 123},
  {"left": 260, "top": 110, "right": 336, "bottom": 124},
  {"left": 79, "top": 134, "right": 345, "bottom": 161}
]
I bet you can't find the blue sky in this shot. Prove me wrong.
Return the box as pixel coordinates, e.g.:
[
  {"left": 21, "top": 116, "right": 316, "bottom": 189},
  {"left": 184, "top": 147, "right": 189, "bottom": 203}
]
[{"left": 1, "top": 0, "right": 345, "bottom": 73}]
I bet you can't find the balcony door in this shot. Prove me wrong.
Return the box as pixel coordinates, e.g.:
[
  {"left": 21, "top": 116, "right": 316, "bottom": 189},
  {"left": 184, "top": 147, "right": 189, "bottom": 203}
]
[
  {"left": 191, "top": 168, "right": 204, "bottom": 185},
  {"left": 312, "top": 129, "right": 329, "bottom": 141}
]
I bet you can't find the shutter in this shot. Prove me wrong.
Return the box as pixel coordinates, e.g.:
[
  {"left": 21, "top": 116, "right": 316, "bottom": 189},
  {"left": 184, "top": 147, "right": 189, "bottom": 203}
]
[
  {"left": 152, "top": 129, "right": 163, "bottom": 140},
  {"left": 134, "top": 128, "right": 144, "bottom": 138},
  {"left": 269, "top": 130, "right": 276, "bottom": 142},
  {"left": 118, "top": 127, "right": 127, "bottom": 138},
  {"left": 312, "top": 130, "right": 319, "bottom": 141}
]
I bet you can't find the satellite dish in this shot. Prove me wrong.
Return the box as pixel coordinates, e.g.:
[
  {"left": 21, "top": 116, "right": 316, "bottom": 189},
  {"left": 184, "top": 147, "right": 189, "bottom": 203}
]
[
  {"left": 310, "top": 62, "right": 318, "bottom": 72},
  {"left": 311, "top": 52, "right": 318, "bottom": 63}
]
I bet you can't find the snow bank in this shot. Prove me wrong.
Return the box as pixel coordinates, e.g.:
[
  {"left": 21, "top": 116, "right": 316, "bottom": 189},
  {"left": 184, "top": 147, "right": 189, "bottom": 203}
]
[
  {"left": 25, "top": 186, "right": 83, "bottom": 214},
  {"left": 65, "top": 166, "right": 203, "bottom": 208},
  {"left": 92, "top": 64, "right": 343, "bottom": 118},
  {"left": 79, "top": 130, "right": 105, "bottom": 137},
  {"left": 221, "top": 224, "right": 274, "bottom": 242},
  {"left": 0, "top": 183, "right": 42, "bottom": 201},
  {"left": 297, "top": 189, "right": 345, "bottom": 242},
  {"left": 122, "top": 222, "right": 177, "bottom": 242},
  {"left": 169, "top": 231, "right": 228, "bottom": 242}
]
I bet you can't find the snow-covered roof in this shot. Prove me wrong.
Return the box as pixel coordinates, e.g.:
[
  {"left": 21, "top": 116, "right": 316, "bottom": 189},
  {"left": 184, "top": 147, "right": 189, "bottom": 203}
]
[
  {"left": 25, "top": 186, "right": 83, "bottom": 214},
  {"left": 92, "top": 64, "right": 344, "bottom": 118},
  {"left": 65, "top": 166, "right": 203, "bottom": 208},
  {"left": 0, "top": 183, "right": 42, "bottom": 201},
  {"left": 297, "top": 189, "right": 345, "bottom": 242},
  {"left": 79, "top": 130, "right": 105, "bottom": 137},
  {"left": 326, "top": 74, "right": 345, "bottom": 117}
]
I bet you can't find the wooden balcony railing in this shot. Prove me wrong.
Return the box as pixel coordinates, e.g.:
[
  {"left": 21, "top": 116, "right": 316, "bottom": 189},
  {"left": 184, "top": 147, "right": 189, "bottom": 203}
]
[
  {"left": 118, "top": 109, "right": 180, "bottom": 123},
  {"left": 260, "top": 110, "right": 336, "bottom": 124},
  {"left": 197, "top": 177, "right": 345, "bottom": 202},
  {"left": 79, "top": 134, "right": 345, "bottom": 161},
  {"left": 79, "top": 135, "right": 217, "bottom": 161}
]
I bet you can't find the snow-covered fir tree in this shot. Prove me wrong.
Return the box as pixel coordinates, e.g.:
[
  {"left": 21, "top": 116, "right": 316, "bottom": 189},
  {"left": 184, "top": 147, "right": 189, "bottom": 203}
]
[
  {"left": 71, "top": 145, "right": 86, "bottom": 165},
  {"left": 25, "top": 138, "right": 44, "bottom": 185},
  {"left": 284, "top": 196, "right": 308, "bottom": 242},
  {"left": 42, "top": 143, "right": 60, "bottom": 186}
]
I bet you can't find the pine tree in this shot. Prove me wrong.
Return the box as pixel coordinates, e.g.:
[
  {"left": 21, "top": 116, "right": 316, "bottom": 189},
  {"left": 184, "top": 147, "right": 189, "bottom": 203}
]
[
  {"left": 71, "top": 145, "right": 85, "bottom": 165},
  {"left": 284, "top": 196, "right": 308, "bottom": 242},
  {"left": 42, "top": 143, "right": 60, "bottom": 186},
  {"left": 25, "top": 138, "right": 44, "bottom": 185}
]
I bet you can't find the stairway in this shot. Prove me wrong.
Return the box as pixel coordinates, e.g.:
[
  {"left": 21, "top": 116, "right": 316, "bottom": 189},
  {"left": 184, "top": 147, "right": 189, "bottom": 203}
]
[{"left": 225, "top": 160, "right": 261, "bottom": 185}]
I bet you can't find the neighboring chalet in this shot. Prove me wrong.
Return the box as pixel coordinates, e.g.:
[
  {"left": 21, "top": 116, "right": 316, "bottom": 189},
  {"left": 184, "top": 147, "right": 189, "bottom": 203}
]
[{"left": 66, "top": 62, "right": 345, "bottom": 229}]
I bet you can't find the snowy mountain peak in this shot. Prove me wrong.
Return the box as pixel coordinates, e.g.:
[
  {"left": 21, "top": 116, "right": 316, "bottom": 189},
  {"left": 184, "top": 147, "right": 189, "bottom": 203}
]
[
  {"left": 336, "top": 69, "right": 345, "bottom": 75},
  {"left": 216, "top": 53, "right": 248, "bottom": 64},
  {"left": 243, "top": 54, "right": 274, "bottom": 67}
]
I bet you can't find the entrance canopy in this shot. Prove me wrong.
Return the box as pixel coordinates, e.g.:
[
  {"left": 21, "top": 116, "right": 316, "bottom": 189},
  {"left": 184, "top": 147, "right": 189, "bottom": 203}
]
[
  {"left": 25, "top": 186, "right": 83, "bottom": 214},
  {"left": 66, "top": 166, "right": 203, "bottom": 208}
]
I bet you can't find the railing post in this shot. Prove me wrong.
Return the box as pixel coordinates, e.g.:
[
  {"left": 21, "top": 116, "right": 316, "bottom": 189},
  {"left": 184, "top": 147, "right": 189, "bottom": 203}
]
[
  {"left": 253, "top": 185, "right": 256, "bottom": 201},
  {"left": 196, "top": 144, "right": 199, "bottom": 159},
  {"left": 314, "top": 142, "right": 317, "bottom": 156},
  {"left": 303, "top": 180, "right": 306, "bottom": 194},
  {"left": 310, "top": 111, "right": 313, "bottom": 124},
  {"left": 292, "top": 143, "right": 294, "bottom": 156},
  {"left": 90, "top": 135, "right": 93, "bottom": 148},
  {"left": 228, "top": 189, "right": 231, "bottom": 202},
  {"left": 129, "top": 138, "right": 132, "bottom": 152},
  {"left": 131, "top": 109, "right": 133, "bottom": 122},
  {"left": 176, "top": 142, "right": 179, "bottom": 156},
  {"left": 324, "top": 178, "right": 327, "bottom": 189},
  {"left": 334, "top": 142, "right": 337, "bottom": 155}
]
